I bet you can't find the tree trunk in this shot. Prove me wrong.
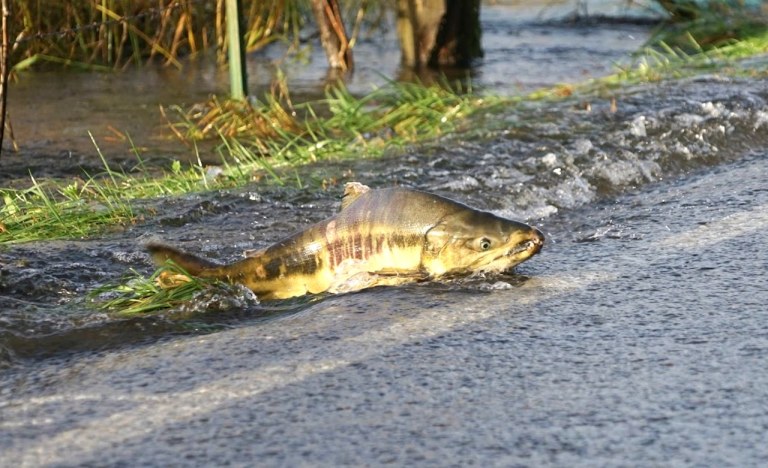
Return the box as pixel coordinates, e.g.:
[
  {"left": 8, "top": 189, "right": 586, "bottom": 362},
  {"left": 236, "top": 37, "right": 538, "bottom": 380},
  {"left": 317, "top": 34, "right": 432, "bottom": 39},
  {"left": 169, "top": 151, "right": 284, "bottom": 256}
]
[
  {"left": 428, "top": 0, "right": 483, "bottom": 68},
  {"left": 396, "top": 0, "right": 482, "bottom": 69},
  {"left": 396, "top": 0, "right": 442, "bottom": 68},
  {"left": 310, "top": 0, "right": 353, "bottom": 71},
  {"left": 0, "top": 0, "right": 11, "bottom": 158}
]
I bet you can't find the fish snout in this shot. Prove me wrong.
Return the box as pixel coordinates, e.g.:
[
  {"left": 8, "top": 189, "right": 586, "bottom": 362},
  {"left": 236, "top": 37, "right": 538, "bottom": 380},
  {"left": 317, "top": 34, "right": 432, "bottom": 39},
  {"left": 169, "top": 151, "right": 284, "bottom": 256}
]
[{"left": 530, "top": 228, "right": 545, "bottom": 253}]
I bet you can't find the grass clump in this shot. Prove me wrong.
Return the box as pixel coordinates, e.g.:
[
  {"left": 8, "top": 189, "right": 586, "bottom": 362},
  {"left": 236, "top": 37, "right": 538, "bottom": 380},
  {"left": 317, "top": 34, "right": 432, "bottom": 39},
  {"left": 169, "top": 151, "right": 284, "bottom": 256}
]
[
  {"left": 528, "top": 21, "right": 768, "bottom": 101},
  {"left": 650, "top": 1, "right": 768, "bottom": 52},
  {"left": 0, "top": 176, "right": 134, "bottom": 243},
  {"left": 90, "top": 262, "right": 220, "bottom": 315},
  {"left": 170, "top": 78, "right": 498, "bottom": 161}
]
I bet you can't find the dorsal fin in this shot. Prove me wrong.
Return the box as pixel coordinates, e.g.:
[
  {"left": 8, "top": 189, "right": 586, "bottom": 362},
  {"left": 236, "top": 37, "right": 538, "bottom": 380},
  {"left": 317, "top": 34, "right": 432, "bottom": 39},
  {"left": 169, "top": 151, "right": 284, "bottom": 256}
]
[{"left": 340, "top": 182, "right": 371, "bottom": 211}]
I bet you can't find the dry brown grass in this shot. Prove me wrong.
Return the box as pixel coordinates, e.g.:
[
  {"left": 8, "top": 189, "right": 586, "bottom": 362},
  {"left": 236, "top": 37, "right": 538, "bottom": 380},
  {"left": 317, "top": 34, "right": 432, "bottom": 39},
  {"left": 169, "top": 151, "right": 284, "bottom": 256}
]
[{"left": 10, "top": 0, "right": 306, "bottom": 69}]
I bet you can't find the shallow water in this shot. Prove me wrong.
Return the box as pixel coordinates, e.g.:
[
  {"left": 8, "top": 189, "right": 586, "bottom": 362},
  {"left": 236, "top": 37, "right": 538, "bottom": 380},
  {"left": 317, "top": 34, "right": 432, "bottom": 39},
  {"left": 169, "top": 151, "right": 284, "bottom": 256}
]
[{"left": 3, "top": 1, "right": 768, "bottom": 465}]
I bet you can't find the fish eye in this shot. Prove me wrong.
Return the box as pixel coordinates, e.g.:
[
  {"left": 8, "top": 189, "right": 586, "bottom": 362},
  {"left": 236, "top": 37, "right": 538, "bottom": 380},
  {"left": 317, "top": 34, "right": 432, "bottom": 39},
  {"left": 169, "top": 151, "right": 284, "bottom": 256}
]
[{"left": 479, "top": 238, "right": 492, "bottom": 251}]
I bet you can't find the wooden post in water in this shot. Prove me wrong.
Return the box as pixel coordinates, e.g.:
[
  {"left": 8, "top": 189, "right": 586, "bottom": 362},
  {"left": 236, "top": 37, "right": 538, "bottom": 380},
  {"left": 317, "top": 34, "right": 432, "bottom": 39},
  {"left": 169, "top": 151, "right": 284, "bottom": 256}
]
[
  {"left": 225, "top": 0, "right": 248, "bottom": 100},
  {"left": 0, "top": 0, "right": 11, "bottom": 159},
  {"left": 429, "top": 0, "right": 483, "bottom": 68},
  {"left": 396, "top": 0, "right": 482, "bottom": 69},
  {"left": 309, "top": 0, "right": 354, "bottom": 72}
]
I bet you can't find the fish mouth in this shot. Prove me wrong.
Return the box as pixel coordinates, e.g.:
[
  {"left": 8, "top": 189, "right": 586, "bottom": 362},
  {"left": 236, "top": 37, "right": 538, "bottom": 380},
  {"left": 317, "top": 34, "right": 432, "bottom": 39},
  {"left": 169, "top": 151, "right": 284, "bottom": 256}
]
[
  {"left": 508, "top": 240, "right": 537, "bottom": 257},
  {"left": 508, "top": 228, "right": 545, "bottom": 258}
]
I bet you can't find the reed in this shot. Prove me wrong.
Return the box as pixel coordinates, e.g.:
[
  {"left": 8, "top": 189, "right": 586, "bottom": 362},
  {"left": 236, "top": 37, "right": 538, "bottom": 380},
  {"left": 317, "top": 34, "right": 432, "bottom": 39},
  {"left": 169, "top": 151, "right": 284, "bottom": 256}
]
[{"left": 10, "top": 0, "right": 309, "bottom": 69}]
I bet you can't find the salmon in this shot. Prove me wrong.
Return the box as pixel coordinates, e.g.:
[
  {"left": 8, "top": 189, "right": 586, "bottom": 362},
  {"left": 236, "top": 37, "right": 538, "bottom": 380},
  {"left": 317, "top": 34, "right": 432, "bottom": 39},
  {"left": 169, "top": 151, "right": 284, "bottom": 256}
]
[{"left": 147, "top": 182, "right": 544, "bottom": 300}]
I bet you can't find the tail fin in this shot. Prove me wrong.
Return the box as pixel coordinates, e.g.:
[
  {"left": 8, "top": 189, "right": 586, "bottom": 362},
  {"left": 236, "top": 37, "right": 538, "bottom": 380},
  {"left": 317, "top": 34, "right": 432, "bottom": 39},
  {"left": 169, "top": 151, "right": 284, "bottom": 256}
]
[{"left": 146, "top": 241, "right": 221, "bottom": 276}]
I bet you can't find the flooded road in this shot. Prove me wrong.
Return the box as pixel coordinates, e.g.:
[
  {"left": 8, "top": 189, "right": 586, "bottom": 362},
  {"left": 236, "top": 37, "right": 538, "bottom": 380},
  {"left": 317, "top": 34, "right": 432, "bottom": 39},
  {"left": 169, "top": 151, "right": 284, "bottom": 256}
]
[
  {"left": 3, "top": 1, "right": 768, "bottom": 466},
  {"left": 2, "top": 129, "right": 767, "bottom": 466}
]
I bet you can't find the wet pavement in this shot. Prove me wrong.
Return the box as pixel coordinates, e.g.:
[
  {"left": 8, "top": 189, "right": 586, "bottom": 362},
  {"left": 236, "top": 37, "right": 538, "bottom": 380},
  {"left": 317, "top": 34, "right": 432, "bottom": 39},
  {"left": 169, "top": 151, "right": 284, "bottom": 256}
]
[{"left": 2, "top": 146, "right": 767, "bottom": 467}]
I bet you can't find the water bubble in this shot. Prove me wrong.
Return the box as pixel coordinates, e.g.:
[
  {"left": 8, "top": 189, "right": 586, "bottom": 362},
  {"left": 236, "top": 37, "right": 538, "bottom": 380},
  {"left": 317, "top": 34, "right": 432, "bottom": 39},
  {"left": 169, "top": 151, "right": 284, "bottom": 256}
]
[
  {"left": 675, "top": 113, "right": 705, "bottom": 127},
  {"left": 541, "top": 153, "right": 558, "bottom": 167},
  {"left": 434, "top": 175, "right": 481, "bottom": 191},
  {"left": 573, "top": 139, "right": 593, "bottom": 155},
  {"left": 629, "top": 115, "right": 647, "bottom": 137},
  {"left": 754, "top": 111, "right": 768, "bottom": 130}
]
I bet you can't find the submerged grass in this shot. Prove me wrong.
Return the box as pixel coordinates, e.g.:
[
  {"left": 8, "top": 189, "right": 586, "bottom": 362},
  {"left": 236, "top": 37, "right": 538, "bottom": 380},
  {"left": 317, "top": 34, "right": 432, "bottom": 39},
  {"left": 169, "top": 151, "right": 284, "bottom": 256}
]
[{"left": 90, "top": 262, "right": 218, "bottom": 315}]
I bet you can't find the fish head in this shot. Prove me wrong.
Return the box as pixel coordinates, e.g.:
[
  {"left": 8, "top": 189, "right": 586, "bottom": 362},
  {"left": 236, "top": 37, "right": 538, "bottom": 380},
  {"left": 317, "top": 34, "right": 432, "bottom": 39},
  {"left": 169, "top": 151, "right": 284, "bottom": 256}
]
[{"left": 423, "top": 209, "right": 544, "bottom": 276}]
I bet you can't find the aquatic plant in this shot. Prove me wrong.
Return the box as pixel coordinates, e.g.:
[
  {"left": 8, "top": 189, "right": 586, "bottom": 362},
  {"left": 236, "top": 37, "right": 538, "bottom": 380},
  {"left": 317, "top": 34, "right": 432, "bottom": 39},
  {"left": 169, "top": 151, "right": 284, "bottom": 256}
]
[
  {"left": 168, "top": 77, "right": 489, "bottom": 160},
  {"left": 9, "top": 0, "right": 384, "bottom": 70},
  {"left": 10, "top": 0, "right": 311, "bottom": 69},
  {"left": 90, "top": 262, "right": 219, "bottom": 315}
]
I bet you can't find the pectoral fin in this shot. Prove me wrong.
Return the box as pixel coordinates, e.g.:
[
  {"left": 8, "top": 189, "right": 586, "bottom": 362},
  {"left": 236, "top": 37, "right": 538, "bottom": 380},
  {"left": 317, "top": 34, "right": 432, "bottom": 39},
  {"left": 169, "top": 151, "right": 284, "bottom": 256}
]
[
  {"left": 329, "top": 271, "right": 426, "bottom": 294},
  {"left": 372, "top": 268, "right": 429, "bottom": 280}
]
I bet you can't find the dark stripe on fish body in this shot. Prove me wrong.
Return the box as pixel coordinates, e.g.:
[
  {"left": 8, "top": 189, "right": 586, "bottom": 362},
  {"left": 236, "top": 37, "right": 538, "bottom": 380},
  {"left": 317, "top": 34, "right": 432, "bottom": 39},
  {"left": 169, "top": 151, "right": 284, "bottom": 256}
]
[
  {"left": 264, "top": 257, "right": 283, "bottom": 280},
  {"left": 311, "top": 254, "right": 323, "bottom": 275},
  {"left": 350, "top": 233, "right": 358, "bottom": 260},
  {"left": 389, "top": 233, "right": 414, "bottom": 249},
  {"left": 352, "top": 233, "right": 364, "bottom": 260},
  {"left": 329, "top": 238, "right": 343, "bottom": 268},
  {"left": 365, "top": 234, "right": 374, "bottom": 259}
]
